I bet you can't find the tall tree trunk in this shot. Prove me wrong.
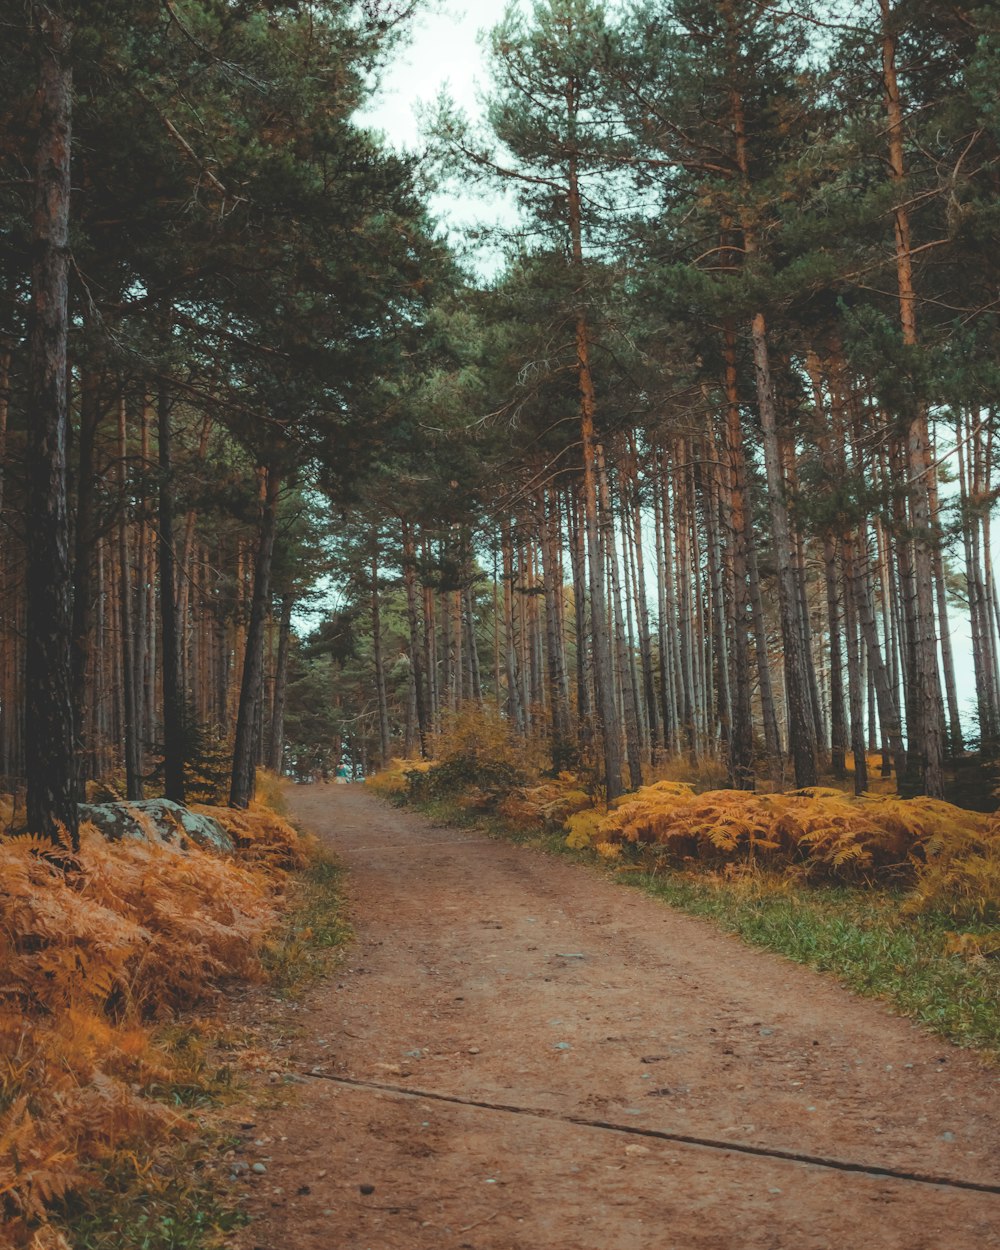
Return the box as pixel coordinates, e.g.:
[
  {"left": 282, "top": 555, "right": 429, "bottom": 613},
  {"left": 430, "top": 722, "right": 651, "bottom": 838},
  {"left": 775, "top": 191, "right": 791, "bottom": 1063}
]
[
  {"left": 624, "top": 438, "right": 660, "bottom": 756},
  {"left": 25, "top": 11, "right": 77, "bottom": 848},
  {"left": 70, "top": 368, "right": 103, "bottom": 787},
  {"left": 567, "top": 483, "right": 593, "bottom": 755},
  {"left": 502, "top": 519, "right": 525, "bottom": 734},
  {"left": 371, "top": 544, "right": 391, "bottom": 767},
  {"left": 703, "top": 430, "right": 732, "bottom": 761},
  {"left": 539, "top": 487, "right": 572, "bottom": 768},
  {"left": 229, "top": 463, "right": 281, "bottom": 808},
  {"left": 266, "top": 595, "right": 293, "bottom": 773},
  {"left": 598, "top": 449, "right": 642, "bottom": 790},
  {"left": 880, "top": 1, "right": 946, "bottom": 796},
  {"left": 117, "top": 393, "right": 142, "bottom": 798},
  {"left": 749, "top": 314, "right": 818, "bottom": 787},
  {"left": 842, "top": 542, "right": 868, "bottom": 795},
  {"left": 568, "top": 119, "right": 623, "bottom": 799},
  {"left": 724, "top": 51, "right": 814, "bottom": 787},
  {"left": 747, "top": 538, "right": 782, "bottom": 782},
  {"left": 720, "top": 319, "right": 753, "bottom": 780},
  {"left": 402, "top": 520, "right": 428, "bottom": 756},
  {"left": 158, "top": 377, "right": 186, "bottom": 804}
]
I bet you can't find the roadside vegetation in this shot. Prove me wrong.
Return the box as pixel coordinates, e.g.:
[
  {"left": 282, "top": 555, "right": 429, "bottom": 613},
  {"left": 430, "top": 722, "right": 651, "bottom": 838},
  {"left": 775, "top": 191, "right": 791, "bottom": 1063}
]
[
  {"left": 368, "top": 710, "right": 1000, "bottom": 1060},
  {"left": 0, "top": 773, "right": 349, "bottom": 1250}
]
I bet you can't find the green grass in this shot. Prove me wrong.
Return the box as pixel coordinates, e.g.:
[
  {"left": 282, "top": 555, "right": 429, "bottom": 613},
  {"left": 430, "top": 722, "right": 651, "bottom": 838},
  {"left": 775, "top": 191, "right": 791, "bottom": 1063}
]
[
  {"left": 55, "top": 1145, "right": 248, "bottom": 1250},
  {"left": 262, "top": 852, "right": 353, "bottom": 993},
  {"left": 405, "top": 791, "right": 1000, "bottom": 1059}
]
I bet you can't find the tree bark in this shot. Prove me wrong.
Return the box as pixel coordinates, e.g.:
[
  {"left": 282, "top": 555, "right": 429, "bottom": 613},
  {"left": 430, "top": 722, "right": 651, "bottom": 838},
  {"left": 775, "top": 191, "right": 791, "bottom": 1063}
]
[
  {"left": 371, "top": 543, "right": 392, "bottom": 767},
  {"left": 229, "top": 463, "right": 281, "bottom": 808},
  {"left": 25, "top": 11, "right": 77, "bottom": 848},
  {"left": 266, "top": 595, "right": 293, "bottom": 773},
  {"left": 117, "top": 393, "right": 142, "bottom": 798},
  {"left": 158, "top": 377, "right": 186, "bottom": 804},
  {"left": 402, "top": 519, "right": 428, "bottom": 756},
  {"left": 880, "top": 0, "right": 946, "bottom": 796},
  {"left": 721, "top": 329, "right": 755, "bottom": 786}
]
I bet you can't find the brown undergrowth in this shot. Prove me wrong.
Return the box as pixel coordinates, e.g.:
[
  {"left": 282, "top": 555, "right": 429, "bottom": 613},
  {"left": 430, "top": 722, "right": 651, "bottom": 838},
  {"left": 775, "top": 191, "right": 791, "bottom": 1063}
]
[
  {"left": 0, "top": 775, "right": 312, "bottom": 1250},
  {"left": 370, "top": 709, "right": 1000, "bottom": 926}
]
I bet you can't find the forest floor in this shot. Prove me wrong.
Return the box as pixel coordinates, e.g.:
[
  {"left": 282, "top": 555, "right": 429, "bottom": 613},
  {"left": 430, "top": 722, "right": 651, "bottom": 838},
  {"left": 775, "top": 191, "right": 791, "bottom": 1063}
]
[{"left": 228, "top": 784, "right": 1000, "bottom": 1250}]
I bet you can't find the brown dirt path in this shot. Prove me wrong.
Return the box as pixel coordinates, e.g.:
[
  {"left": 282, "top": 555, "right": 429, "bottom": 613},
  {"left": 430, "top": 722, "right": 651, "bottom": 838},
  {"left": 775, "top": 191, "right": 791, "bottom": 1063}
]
[{"left": 233, "top": 784, "right": 1000, "bottom": 1250}]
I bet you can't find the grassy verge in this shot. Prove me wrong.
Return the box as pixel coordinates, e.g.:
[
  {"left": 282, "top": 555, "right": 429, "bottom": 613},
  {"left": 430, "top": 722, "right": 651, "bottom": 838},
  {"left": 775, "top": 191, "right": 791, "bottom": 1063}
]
[
  {"left": 406, "top": 793, "right": 1000, "bottom": 1060},
  {"left": 55, "top": 847, "right": 351, "bottom": 1250},
  {"left": 262, "top": 853, "right": 353, "bottom": 994}
]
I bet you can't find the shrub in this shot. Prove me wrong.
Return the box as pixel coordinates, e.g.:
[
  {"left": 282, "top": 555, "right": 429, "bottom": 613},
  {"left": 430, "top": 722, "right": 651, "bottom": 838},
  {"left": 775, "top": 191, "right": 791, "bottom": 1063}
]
[
  {"left": 0, "top": 793, "right": 305, "bottom": 1244},
  {"left": 569, "top": 782, "right": 1000, "bottom": 908}
]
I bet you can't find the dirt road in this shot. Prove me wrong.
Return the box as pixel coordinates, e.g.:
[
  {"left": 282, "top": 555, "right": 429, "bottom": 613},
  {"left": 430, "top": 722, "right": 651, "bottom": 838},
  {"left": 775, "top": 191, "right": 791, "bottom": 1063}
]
[{"left": 233, "top": 784, "right": 1000, "bottom": 1250}]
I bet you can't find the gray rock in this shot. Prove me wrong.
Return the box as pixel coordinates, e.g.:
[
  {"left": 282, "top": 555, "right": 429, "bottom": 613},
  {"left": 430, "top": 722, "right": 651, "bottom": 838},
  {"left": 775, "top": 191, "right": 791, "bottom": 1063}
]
[{"left": 79, "top": 799, "right": 234, "bottom": 854}]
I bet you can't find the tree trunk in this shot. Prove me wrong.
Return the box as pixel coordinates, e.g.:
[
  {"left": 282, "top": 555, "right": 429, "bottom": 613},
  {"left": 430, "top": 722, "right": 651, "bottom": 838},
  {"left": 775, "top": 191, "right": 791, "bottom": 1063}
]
[
  {"left": 230, "top": 463, "right": 281, "bottom": 808},
  {"left": 402, "top": 520, "right": 428, "bottom": 756},
  {"left": 598, "top": 448, "right": 642, "bottom": 790},
  {"left": 749, "top": 315, "right": 817, "bottom": 787},
  {"left": 880, "top": 1, "right": 946, "bottom": 796},
  {"left": 502, "top": 519, "right": 525, "bottom": 734},
  {"left": 371, "top": 544, "right": 392, "bottom": 767},
  {"left": 568, "top": 125, "right": 623, "bottom": 799},
  {"left": 539, "top": 487, "right": 572, "bottom": 768},
  {"left": 70, "top": 368, "right": 104, "bottom": 787},
  {"left": 25, "top": 11, "right": 78, "bottom": 848},
  {"left": 266, "top": 595, "right": 293, "bottom": 773},
  {"left": 158, "top": 377, "right": 186, "bottom": 804},
  {"left": 117, "top": 393, "right": 142, "bottom": 799},
  {"left": 719, "top": 339, "right": 755, "bottom": 788}
]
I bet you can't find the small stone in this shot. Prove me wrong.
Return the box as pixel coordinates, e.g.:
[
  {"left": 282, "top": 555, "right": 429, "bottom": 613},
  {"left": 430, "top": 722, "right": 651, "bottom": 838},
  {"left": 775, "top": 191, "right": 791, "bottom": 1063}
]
[
  {"left": 360, "top": 1183, "right": 375, "bottom": 1195},
  {"left": 554, "top": 1042, "right": 572, "bottom": 1051},
  {"left": 252, "top": 1163, "right": 268, "bottom": 1175},
  {"left": 759, "top": 1027, "right": 774, "bottom": 1037},
  {"left": 942, "top": 1131, "right": 955, "bottom": 1142},
  {"left": 468, "top": 1047, "right": 480, "bottom": 1055},
  {"left": 768, "top": 1188, "right": 782, "bottom": 1195}
]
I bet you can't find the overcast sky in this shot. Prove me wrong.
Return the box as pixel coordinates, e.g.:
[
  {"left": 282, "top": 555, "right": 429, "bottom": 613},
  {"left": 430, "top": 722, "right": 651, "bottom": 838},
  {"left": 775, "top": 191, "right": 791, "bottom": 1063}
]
[
  {"left": 359, "top": 0, "right": 519, "bottom": 266},
  {"left": 362, "top": 1, "right": 509, "bottom": 149}
]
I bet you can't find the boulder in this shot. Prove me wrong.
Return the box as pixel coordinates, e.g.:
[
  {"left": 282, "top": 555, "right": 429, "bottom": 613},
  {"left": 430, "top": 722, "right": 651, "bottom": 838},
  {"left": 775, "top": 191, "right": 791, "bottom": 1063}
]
[{"left": 79, "top": 799, "right": 235, "bottom": 854}]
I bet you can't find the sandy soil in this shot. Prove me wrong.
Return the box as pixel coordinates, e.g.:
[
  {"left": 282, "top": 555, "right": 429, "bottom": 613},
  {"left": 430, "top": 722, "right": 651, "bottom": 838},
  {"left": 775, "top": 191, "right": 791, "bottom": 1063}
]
[{"left": 229, "top": 784, "right": 1000, "bottom": 1250}]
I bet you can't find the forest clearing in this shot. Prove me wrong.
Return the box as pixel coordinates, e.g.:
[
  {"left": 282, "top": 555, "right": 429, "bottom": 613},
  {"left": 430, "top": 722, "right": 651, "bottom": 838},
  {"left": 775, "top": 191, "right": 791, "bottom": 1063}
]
[{"left": 3, "top": 0, "right": 1000, "bottom": 1245}]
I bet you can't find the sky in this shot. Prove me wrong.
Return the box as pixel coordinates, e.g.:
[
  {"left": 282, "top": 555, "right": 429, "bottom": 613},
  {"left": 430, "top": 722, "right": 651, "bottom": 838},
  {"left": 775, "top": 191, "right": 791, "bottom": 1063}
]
[
  {"left": 361, "top": 1, "right": 509, "bottom": 151},
  {"left": 358, "top": 0, "right": 519, "bottom": 264}
]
